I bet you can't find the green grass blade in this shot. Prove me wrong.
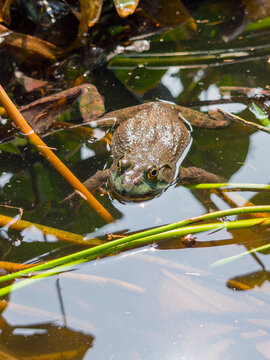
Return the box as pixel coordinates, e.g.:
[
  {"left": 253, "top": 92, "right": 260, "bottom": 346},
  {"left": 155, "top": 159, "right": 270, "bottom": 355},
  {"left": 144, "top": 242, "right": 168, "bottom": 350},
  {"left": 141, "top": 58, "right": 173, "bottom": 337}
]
[
  {"left": 250, "top": 102, "right": 270, "bottom": 128},
  {"left": 0, "top": 214, "right": 270, "bottom": 297},
  {"left": 210, "top": 243, "right": 270, "bottom": 269},
  {"left": 185, "top": 183, "right": 270, "bottom": 190},
  {"left": 0, "top": 259, "right": 84, "bottom": 296},
  {"left": 0, "top": 206, "right": 270, "bottom": 285}
]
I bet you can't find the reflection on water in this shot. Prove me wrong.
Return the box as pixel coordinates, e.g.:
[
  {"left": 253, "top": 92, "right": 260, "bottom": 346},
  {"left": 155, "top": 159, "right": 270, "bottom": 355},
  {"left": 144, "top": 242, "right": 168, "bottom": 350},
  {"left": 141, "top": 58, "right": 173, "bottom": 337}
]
[
  {"left": 2, "top": 244, "right": 270, "bottom": 359},
  {"left": 0, "top": 314, "right": 94, "bottom": 359}
]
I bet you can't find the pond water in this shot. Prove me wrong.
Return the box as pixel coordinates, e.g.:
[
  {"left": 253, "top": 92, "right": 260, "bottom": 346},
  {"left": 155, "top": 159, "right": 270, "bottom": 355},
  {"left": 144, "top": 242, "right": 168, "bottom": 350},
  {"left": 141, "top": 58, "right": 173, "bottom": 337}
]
[{"left": 1, "top": 1, "right": 270, "bottom": 359}]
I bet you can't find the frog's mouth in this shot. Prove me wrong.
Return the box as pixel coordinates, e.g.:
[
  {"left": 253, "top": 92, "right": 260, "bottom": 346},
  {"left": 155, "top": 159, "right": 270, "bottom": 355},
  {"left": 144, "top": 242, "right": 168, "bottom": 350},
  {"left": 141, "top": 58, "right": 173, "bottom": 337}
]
[
  {"left": 110, "top": 180, "right": 171, "bottom": 202},
  {"left": 109, "top": 168, "right": 170, "bottom": 202},
  {"left": 113, "top": 191, "right": 157, "bottom": 203},
  {"left": 111, "top": 188, "right": 158, "bottom": 203}
]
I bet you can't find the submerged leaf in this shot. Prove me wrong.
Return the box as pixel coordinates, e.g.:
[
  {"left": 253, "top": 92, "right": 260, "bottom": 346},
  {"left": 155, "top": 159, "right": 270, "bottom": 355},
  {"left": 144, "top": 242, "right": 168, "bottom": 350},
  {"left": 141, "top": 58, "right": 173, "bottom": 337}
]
[
  {"left": 0, "top": 142, "right": 21, "bottom": 154},
  {"left": 157, "top": 0, "right": 197, "bottom": 32},
  {"left": 1, "top": 0, "right": 13, "bottom": 25},
  {"left": 75, "top": 0, "right": 103, "bottom": 44},
  {"left": 85, "top": 0, "right": 102, "bottom": 27},
  {"left": 113, "top": 0, "right": 139, "bottom": 18}
]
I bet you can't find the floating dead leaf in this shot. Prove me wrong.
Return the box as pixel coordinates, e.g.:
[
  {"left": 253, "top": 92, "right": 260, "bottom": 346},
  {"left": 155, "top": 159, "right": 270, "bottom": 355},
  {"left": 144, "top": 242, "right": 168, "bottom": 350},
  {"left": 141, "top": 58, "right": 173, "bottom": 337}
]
[
  {"left": 0, "top": 24, "right": 60, "bottom": 63},
  {"left": 20, "top": 84, "right": 105, "bottom": 134},
  {"left": 113, "top": 0, "right": 139, "bottom": 18}
]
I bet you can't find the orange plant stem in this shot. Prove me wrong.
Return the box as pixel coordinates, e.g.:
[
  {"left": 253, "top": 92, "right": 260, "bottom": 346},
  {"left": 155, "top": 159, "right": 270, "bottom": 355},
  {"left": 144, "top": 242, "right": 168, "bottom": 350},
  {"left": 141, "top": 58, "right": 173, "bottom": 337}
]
[
  {"left": 0, "top": 261, "right": 38, "bottom": 272},
  {"left": 0, "top": 213, "right": 104, "bottom": 246},
  {"left": 0, "top": 85, "right": 114, "bottom": 223}
]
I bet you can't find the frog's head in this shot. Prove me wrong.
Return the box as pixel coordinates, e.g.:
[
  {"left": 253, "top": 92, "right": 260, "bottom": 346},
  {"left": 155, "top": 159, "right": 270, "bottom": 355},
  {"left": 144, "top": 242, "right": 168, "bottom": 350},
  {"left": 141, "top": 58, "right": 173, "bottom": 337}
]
[{"left": 109, "top": 156, "right": 175, "bottom": 201}]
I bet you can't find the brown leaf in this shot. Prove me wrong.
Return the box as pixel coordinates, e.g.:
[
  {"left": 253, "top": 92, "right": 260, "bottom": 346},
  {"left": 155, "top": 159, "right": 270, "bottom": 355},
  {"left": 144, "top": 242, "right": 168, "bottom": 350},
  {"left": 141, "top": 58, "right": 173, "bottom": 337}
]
[
  {"left": 20, "top": 84, "right": 105, "bottom": 134},
  {"left": 14, "top": 72, "right": 48, "bottom": 93},
  {"left": 0, "top": 24, "right": 60, "bottom": 63}
]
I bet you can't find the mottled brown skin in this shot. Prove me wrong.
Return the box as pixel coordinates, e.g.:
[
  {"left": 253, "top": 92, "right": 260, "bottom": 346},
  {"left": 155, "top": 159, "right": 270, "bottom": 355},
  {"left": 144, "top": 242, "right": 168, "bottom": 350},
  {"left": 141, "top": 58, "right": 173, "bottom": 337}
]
[{"left": 76, "top": 102, "right": 230, "bottom": 201}]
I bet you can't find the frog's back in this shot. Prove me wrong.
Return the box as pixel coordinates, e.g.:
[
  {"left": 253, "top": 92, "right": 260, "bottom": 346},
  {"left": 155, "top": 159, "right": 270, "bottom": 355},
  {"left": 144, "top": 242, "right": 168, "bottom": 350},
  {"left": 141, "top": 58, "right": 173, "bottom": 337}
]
[{"left": 111, "top": 102, "right": 191, "bottom": 164}]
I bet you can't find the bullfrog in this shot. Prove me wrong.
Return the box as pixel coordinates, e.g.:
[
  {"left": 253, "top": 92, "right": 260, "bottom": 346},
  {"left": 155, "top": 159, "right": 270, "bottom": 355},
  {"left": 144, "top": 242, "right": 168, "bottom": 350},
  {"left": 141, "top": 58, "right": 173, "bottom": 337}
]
[{"left": 70, "top": 102, "right": 230, "bottom": 202}]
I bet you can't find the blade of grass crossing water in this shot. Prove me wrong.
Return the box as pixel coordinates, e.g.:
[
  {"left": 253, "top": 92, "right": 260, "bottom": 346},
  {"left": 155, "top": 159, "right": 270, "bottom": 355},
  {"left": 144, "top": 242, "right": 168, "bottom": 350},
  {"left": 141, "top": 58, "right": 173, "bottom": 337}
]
[
  {"left": 0, "top": 206, "right": 270, "bottom": 284},
  {"left": 210, "top": 243, "right": 270, "bottom": 269},
  {"left": 1, "top": 215, "right": 270, "bottom": 296}
]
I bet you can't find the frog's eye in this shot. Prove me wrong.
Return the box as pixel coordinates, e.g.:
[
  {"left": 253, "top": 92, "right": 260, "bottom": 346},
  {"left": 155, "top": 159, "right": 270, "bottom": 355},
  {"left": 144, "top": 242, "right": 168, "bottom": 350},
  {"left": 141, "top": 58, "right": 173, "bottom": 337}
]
[
  {"left": 116, "top": 160, "right": 122, "bottom": 172},
  {"left": 147, "top": 167, "right": 158, "bottom": 181}
]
